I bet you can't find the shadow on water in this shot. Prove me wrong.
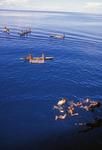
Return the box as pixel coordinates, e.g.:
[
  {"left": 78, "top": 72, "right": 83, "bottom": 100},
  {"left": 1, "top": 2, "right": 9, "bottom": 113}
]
[
  {"left": 23, "top": 118, "right": 102, "bottom": 150},
  {"left": 79, "top": 118, "right": 102, "bottom": 133},
  {"left": 1, "top": 115, "right": 102, "bottom": 150},
  {"left": 1, "top": 127, "right": 101, "bottom": 150}
]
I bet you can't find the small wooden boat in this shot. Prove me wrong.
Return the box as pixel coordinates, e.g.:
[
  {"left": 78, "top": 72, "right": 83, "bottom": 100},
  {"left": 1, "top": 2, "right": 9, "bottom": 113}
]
[
  {"left": 23, "top": 53, "right": 54, "bottom": 64},
  {"left": 50, "top": 33, "right": 65, "bottom": 39},
  {"left": 29, "top": 58, "right": 45, "bottom": 64},
  {"left": 3, "top": 26, "right": 10, "bottom": 34},
  {"left": 18, "top": 28, "right": 31, "bottom": 36}
]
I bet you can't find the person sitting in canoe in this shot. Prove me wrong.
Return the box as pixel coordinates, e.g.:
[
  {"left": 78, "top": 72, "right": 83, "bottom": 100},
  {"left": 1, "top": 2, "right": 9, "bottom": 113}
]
[
  {"left": 3, "top": 26, "right": 10, "bottom": 33},
  {"left": 25, "top": 54, "right": 33, "bottom": 61}
]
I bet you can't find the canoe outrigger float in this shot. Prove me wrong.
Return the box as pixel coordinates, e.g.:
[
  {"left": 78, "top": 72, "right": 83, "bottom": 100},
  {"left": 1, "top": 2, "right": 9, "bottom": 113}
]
[{"left": 23, "top": 53, "right": 54, "bottom": 64}]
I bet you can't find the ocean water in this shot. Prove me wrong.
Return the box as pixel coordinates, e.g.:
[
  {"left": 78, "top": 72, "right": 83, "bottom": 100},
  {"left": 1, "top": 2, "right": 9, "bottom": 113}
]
[{"left": 0, "top": 10, "right": 102, "bottom": 150}]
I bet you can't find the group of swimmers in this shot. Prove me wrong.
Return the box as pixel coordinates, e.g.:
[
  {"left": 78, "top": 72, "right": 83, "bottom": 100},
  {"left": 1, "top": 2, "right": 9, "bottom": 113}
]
[{"left": 53, "top": 98, "right": 101, "bottom": 120}]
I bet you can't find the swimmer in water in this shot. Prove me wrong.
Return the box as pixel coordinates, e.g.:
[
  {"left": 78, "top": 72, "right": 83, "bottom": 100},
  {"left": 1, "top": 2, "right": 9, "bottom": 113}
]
[
  {"left": 57, "top": 98, "right": 67, "bottom": 106},
  {"left": 53, "top": 105, "right": 64, "bottom": 113},
  {"left": 55, "top": 113, "right": 67, "bottom": 120},
  {"left": 72, "top": 101, "right": 83, "bottom": 108},
  {"left": 82, "top": 100, "right": 101, "bottom": 111},
  {"left": 67, "top": 105, "right": 78, "bottom": 116},
  {"left": 53, "top": 98, "right": 67, "bottom": 113}
]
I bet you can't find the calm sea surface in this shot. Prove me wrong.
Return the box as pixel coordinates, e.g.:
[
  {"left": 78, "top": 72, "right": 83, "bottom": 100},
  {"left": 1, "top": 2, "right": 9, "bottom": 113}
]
[{"left": 0, "top": 10, "right": 102, "bottom": 150}]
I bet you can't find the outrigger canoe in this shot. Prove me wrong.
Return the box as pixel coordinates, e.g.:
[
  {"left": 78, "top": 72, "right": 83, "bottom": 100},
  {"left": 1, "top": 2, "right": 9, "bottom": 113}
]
[
  {"left": 3, "top": 27, "right": 10, "bottom": 34},
  {"left": 22, "top": 54, "right": 54, "bottom": 64},
  {"left": 18, "top": 28, "right": 31, "bottom": 36},
  {"left": 49, "top": 33, "right": 65, "bottom": 39}
]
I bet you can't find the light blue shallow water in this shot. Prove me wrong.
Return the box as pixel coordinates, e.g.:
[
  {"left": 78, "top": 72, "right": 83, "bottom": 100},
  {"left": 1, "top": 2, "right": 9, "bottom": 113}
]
[{"left": 0, "top": 10, "right": 102, "bottom": 150}]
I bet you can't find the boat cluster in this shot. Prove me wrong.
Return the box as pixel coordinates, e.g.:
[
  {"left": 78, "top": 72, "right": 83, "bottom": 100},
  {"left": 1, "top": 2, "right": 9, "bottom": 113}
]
[
  {"left": 53, "top": 98, "right": 101, "bottom": 120},
  {"left": 2, "top": 26, "right": 65, "bottom": 39},
  {"left": 2, "top": 26, "right": 31, "bottom": 36}
]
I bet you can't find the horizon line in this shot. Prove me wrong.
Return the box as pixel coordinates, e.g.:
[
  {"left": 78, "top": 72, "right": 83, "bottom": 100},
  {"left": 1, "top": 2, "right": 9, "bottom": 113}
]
[{"left": 0, "top": 8, "right": 102, "bottom": 15}]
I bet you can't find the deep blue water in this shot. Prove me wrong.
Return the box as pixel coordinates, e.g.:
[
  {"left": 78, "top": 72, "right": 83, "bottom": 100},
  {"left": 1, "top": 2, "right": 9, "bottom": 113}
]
[{"left": 0, "top": 10, "right": 102, "bottom": 150}]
